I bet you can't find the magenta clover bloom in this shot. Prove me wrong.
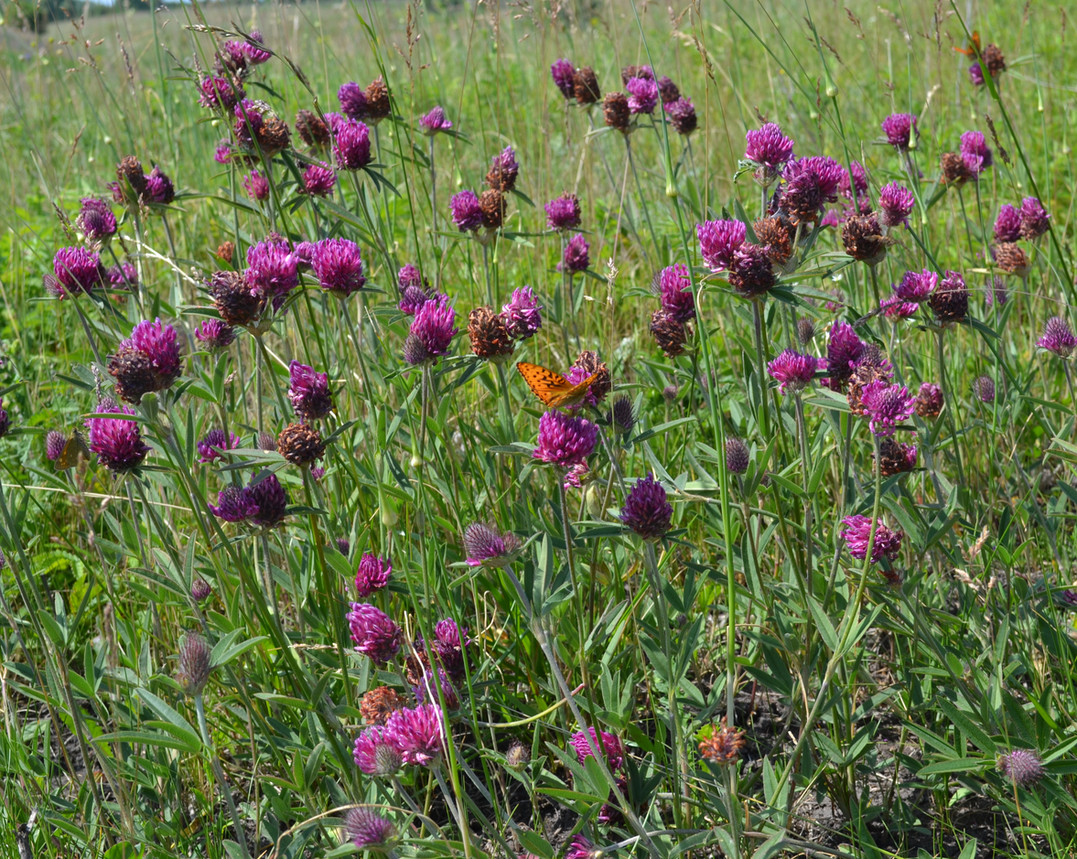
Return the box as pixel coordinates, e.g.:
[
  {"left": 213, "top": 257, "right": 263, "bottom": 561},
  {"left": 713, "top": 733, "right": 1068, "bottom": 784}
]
[
  {"left": 881, "top": 113, "right": 917, "bottom": 150},
  {"left": 246, "top": 473, "right": 288, "bottom": 528},
  {"left": 533, "top": 409, "right": 598, "bottom": 471},
  {"left": 559, "top": 234, "right": 590, "bottom": 274},
  {"left": 311, "top": 237, "right": 365, "bottom": 297},
  {"left": 199, "top": 75, "right": 243, "bottom": 112},
  {"left": 565, "top": 835, "right": 599, "bottom": 859},
  {"left": 658, "top": 263, "right": 695, "bottom": 323},
  {"left": 354, "top": 552, "right": 392, "bottom": 597},
  {"left": 408, "top": 294, "right": 458, "bottom": 360},
  {"left": 344, "top": 808, "right": 396, "bottom": 849},
  {"left": 545, "top": 194, "right": 582, "bottom": 231},
  {"left": 288, "top": 361, "right": 333, "bottom": 421},
  {"left": 197, "top": 429, "right": 240, "bottom": 463},
  {"left": 243, "top": 170, "right": 270, "bottom": 201},
  {"left": 301, "top": 161, "right": 336, "bottom": 197},
  {"left": 449, "top": 190, "right": 483, "bottom": 232},
  {"left": 824, "top": 321, "right": 865, "bottom": 389},
  {"left": 960, "top": 130, "right": 992, "bottom": 178},
  {"left": 767, "top": 349, "right": 817, "bottom": 393},
  {"left": 745, "top": 122, "right": 795, "bottom": 169},
  {"left": 663, "top": 97, "right": 697, "bottom": 135},
  {"left": 570, "top": 727, "right": 625, "bottom": 772},
  {"left": 880, "top": 296, "right": 919, "bottom": 320},
  {"left": 973, "top": 375, "right": 996, "bottom": 404},
  {"left": 48, "top": 246, "right": 106, "bottom": 298},
  {"left": 1020, "top": 197, "right": 1050, "bottom": 239},
  {"left": 347, "top": 603, "right": 402, "bottom": 665},
  {"left": 337, "top": 82, "right": 368, "bottom": 120},
  {"left": 551, "top": 58, "right": 575, "bottom": 99},
  {"left": 145, "top": 166, "right": 174, "bottom": 205},
  {"left": 353, "top": 725, "right": 402, "bottom": 776},
  {"left": 384, "top": 704, "right": 444, "bottom": 767},
  {"left": 420, "top": 105, "right": 452, "bottom": 135},
  {"left": 620, "top": 472, "right": 673, "bottom": 540},
  {"left": 85, "top": 399, "right": 150, "bottom": 473},
  {"left": 968, "top": 62, "right": 985, "bottom": 86},
  {"left": 209, "top": 486, "right": 258, "bottom": 522},
  {"left": 246, "top": 237, "right": 298, "bottom": 299},
  {"left": 195, "top": 319, "right": 236, "bottom": 350},
  {"left": 333, "top": 118, "right": 372, "bottom": 170},
  {"left": 431, "top": 618, "right": 470, "bottom": 683},
  {"left": 501, "top": 286, "right": 543, "bottom": 339},
  {"left": 625, "top": 76, "right": 658, "bottom": 114},
  {"left": 841, "top": 515, "right": 903, "bottom": 563},
  {"left": 463, "top": 522, "right": 520, "bottom": 567},
  {"left": 878, "top": 182, "right": 915, "bottom": 228},
  {"left": 242, "top": 31, "right": 270, "bottom": 64},
  {"left": 76, "top": 198, "right": 117, "bottom": 243},
  {"left": 1037, "top": 317, "right": 1077, "bottom": 358},
  {"left": 697, "top": 219, "right": 746, "bottom": 271},
  {"left": 45, "top": 430, "right": 65, "bottom": 463},
  {"left": 860, "top": 381, "right": 915, "bottom": 436},
  {"left": 994, "top": 204, "right": 1022, "bottom": 243},
  {"left": 893, "top": 269, "right": 937, "bottom": 302},
  {"left": 997, "top": 749, "right": 1045, "bottom": 787}
]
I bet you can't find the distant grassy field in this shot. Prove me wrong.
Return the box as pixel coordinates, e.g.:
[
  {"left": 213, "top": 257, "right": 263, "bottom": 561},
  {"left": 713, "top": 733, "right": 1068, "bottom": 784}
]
[{"left": 2, "top": 1, "right": 1077, "bottom": 858}]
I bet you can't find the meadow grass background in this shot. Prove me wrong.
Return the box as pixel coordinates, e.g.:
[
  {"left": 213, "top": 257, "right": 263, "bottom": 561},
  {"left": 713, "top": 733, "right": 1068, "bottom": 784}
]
[{"left": 1, "top": 1, "right": 1077, "bottom": 857}]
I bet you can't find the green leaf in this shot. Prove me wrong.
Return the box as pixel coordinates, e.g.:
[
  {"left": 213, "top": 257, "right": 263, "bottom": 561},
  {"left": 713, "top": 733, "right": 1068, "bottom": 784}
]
[
  {"left": 917, "top": 757, "right": 982, "bottom": 777},
  {"left": 936, "top": 697, "right": 996, "bottom": 755},
  {"left": 135, "top": 687, "right": 198, "bottom": 738},
  {"left": 210, "top": 630, "right": 269, "bottom": 668}
]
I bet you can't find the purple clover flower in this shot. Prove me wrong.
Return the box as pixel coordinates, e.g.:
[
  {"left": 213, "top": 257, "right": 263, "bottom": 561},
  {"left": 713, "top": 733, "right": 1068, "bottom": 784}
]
[
  {"left": 697, "top": 219, "right": 746, "bottom": 271},
  {"left": 301, "top": 161, "right": 336, "bottom": 197},
  {"left": 242, "top": 31, "right": 271, "bottom": 64},
  {"left": 463, "top": 522, "right": 520, "bottom": 567},
  {"left": 333, "top": 118, "right": 373, "bottom": 170},
  {"left": 745, "top": 122, "right": 795, "bottom": 169},
  {"left": 449, "top": 190, "right": 483, "bottom": 232},
  {"left": 559, "top": 233, "right": 590, "bottom": 274},
  {"left": 383, "top": 704, "right": 444, "bottom": 767},
  {"left": 353, "top": 725, "right": 403, "bottom": 776},
  {"left": 880, "top": 296, "right": 919, "bottom": 319},
  {"left": 893, "top": 269, "right": 937, "bottom": 302},
  {"left": 663, "top": 97, "right": 697, "bottom": 135},
  {"left": 620, "top": 472, "right": 673, "bottom": 540},
  {"left": 969, "top": 62, "right": 985, "bottom": 86},
  {"left": 420, "top": 105, "right": 452, "bottom": 134},
  {"left": 432, "top": 618, "right": 470, "bottom": 683},
  {"left": 625, "top": 77, "right": 658, "bottom": 114},
  {"left": 210, "top": 486, "right": 258, "bottom": 522},
  {"left": 997, "top": 749, "right": 1045, "bottom": 787},
  {"left": 658, "top": 263, "right": 695, "bottom": 323},
  {"left": 767, "top": 349, "right": 817, "bottom": 394},
  {"left": 246, "top": 237, "right": 298, "bottom": 299},
  {"left": 533, "top": 409, "right": 598, "bottom": 472},
  {"left": 195, "top": 319, "right": 236, "bottom": 350},
  {"left": 337, "top": 82, "right": 368, "bottom": 119},
  {"left": 409, "top": 294, "right": 458, "bottom": 360},
  {"left": 501, "top": 286, "right": 543, "bottom": 339},
  {"left": 354, "top": 552, "right": 391, "bottom": 597},
  {"left": 347, "top": 603, "right": 402, "bottom": 664},
  {"left": 1020, "top": 197, "right": 1050, "bottom": 239},
  {"left": 841, "top": 515, "right": 903, "bottom": 563},
  {"left": 825, "top": 321, "right": 865, "bottom": 389},
  {"left": 960, "top": 130, "right": 992, "bottom": 178},
  {"left": 994, "top": 204, "right": 1022, "bottom": 243},
  {"left": 1037, "top": 317, "right": 1077, "bottom": 358},
  {"left": 570, "top": 727, "right": 625, "bottom": 772},
  {"left": 247, "top": 473, "right": 288, "bottom": 528},
  {"left": 49, "top": 246, "right": 105, "bottom": 297},
  {"left": 311, "top": 237, "right": 365, "bottom": 297},
  {"left": 878, "top": 182, "right": 915, "bottom": 228},
  {"left": 85, "top": 399, "right": 149, "bottom": 472},
  {"left": 344, "top": 809, "right": 395, "bottom": 849},
  {"left": 288, "top": 361, "right": 333, "bottom": 421},
  {"left": 545, "top": 194, "right": 581, "bottom": 231},
  {"left": 881, "top": 113, "right": 917, "bottom": 150},
  {"left": 551, "top": 58, "right": 575, "bottom": 99},
  {"left": 860, "top": 380, "right": 915, "bottom": 436},
  {"left": 45, "top": 430, "right": 65, "bottom": 463},
  {"left": 145, "top": 166, "right": 174, "bottom": 205},
  {"left": 197, "top": 429, "right": 240, "bottom": 463},
  {"left": 243, "top": 170, "right": 270, "bottom": 201},
  {"left": 124, "top": 317, "right": 182, "bottom": 382},
  {"left": 76, "top": 198, "right": 117, "bottom": 243}
]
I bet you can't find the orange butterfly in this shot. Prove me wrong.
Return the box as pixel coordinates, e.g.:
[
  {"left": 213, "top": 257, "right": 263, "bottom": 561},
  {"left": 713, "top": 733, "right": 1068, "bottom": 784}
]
[
  {"left": 953, "top": 31, "right": 981, "bottom": 57},
  {"left": 516, "top": 362, "right": 598, "bottom": 410}
]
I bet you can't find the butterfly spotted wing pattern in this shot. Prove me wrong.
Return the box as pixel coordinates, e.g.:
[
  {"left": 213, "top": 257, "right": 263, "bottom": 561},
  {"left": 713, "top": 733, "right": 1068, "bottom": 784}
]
[{"left": 516, "top": 362, "right": 598, "bottom": 410}]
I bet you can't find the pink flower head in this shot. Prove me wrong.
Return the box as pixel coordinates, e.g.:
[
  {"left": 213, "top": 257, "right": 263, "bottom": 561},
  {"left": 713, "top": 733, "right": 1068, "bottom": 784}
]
[
  {"left": 841, "top": 515, "right": 903, "bottom": 563},
  {"left": 766, "top": 349, "right": 817, "bottom": 393},
  {"left": 355, "top": 552, "right": 391, "bottom": 597},
  {"left": 384, "top": 704, "right": 444, "bottom": 767},
  {"left": 570, "top": 727, "right": 625, "bottom": 772},
  {"left": 860, "top": 380, "right": 915, "bottom": 436},
  {"left": 881, "top": 113, "right": 917, "bottom": 150},
  {"left": 697, "top": 219, "right": 746, "bottom": 271}
]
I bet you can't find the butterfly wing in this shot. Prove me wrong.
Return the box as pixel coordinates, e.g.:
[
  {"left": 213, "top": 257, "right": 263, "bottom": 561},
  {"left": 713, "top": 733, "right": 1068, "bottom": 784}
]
[
  {"left": 57, "top": 432, "right": 89, "bottom": 469},
  {"left": 517, "top": 362, "right": 572, "bottom": 407},
  {"left": 551, "top": 372, "right": 599, "bottom": 409},
  {"left": 954, "top": 30, "right": 981, "bottom": 56}
]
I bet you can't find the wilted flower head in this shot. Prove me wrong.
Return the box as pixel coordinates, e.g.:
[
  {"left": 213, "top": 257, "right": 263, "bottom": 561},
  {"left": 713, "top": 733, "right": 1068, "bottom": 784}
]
[
  {"left": 551, "top": 58, "right": 576, "bottom": 99},
  {"left": 997, "top": 749, "right": 1045, "bottom": 787},
  {"left": 697, "top": 219, "right": 746, "bottom": 271},
  {"left": 664, "top": 96, "right": 697, "bottom": 136},
  {"left": 348, "top": 603, "right": 402, "bottom": 664},
  {"left": 486, "top": 146, "right": 519, "bottom": 192},
  {"left": 468, "top": 306, "right": 514, "bottom": 360},
  {"left": 355, "top": 552, "right": 392, "bottom": 598},
  {"left": 177, "top": 632, "right": 212, "bottom": 696},
  {"left": 927, "top": 270, "right": 968, "bottom": 324},
  {"left": 841, "top": 213, "right": 887, "bottom": 265},
  {"left": 699, "top": 720, "right": 747, "bottom": 764},
  {"left": 841, "top": 515, "right": 903, "bottom": 563},
  {"left": 779, "top": 156, "right": 844, "bottom": 224},
  {"left": 878, "top": 182, "right": 915, "bottom": 228},
  {"left": 915, "top": 382, "right": 944, "bottom": 419},
  {"left": 625, "top": 76, "right": 658, "bottom": 114},
  {"left": 360, "top": 687, "right": 405, "bottom": 726},
  {"left": 1037, "top": 317, "right": 1077, "bottom": 358},
  {"left": 881, "top": 113, "right": 917, "bottom": 150},
  {"left": 1020, "top": 197, "right": 1050, "bottom": 240},
  {"left": 420, "top": 105, "right": 452, "bottom": 135},
  {"left": 573, "top": 67, "right": 601, "bottom": 104},
  {"left": 656, "top": 75, "right": 679, "bottom": 104},
  {"left": 553, "top": 233, "right": 588, "bottom": 275},
  {"left": 729, "top": 242, "right": 777, "bottom": 297},
  {"left": 876, "top": 437, "right": 918, "bottom": 476},
  {"left": 333, "top": 118, "right": 372, "bottom": 170},
  {"left": 658, "top": 263, "right": 695, "bottom": 323},
  {"left": 621, "top": 473, "right": 673, "bottom": 540},
  {"left": 570, "top": 727, "right": 625, "bottom": 771},
  {"left": 295, "top": 109, "right": 330, "bottom": 149},
  {"left": 197, "top": 429, "right": 240, "bottom": 463},
  {"left": 384, "top": 704, "right": 445, "bottom": 767},
  {"left": 343, "top": 808, "right": 395, "bottom": 850},
  {"left": 767, "top": 349, "right": 817, "bottom": 394},
  {"left": 501, "top": 286, "right": 543, "bottom": 340},
  {"left": 288, "top": 361, "right": 333, "bottom": 421},
  {"left": 545, "top": 194, "right": 581, "bottom": 231},
  {"left": 603, "top": 92, "right": 631, "bottom": 132}
]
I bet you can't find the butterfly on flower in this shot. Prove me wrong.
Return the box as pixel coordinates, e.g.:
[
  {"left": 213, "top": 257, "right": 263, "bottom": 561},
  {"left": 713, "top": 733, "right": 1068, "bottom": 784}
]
[
  {"left": 516, "top": 362, "right": 598, "bottom": 410},
  {"left": 953, "top": 30, "right": 981, "bottom": 56},
  {"left": 57, "top": 431, "right": 90, "bottom": 470}
]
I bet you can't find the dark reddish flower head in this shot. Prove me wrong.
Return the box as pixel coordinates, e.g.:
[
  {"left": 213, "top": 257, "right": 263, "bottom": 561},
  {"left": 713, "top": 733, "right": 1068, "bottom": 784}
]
[
  {"left": 559, "top": 234, "right": 590, "bottom": 274},
  {"left": 658, "top": 263, "right": 695, "bottom": 323},
  {"left": 620, "top": 472, "right": 673, "bottom": 540},
  {"left": 1020, "top": 197, "right": 1050, "bottom": 240},
  {"left": 337, "top": 82, "right": 368, "bottom": 119},
  {"left": 288, "top": 361, "right": 333, "bottom": 421},
  {"left": 824, "top": 321, "right": 865, "bottom": 390},
  {"left": 729, "top": 242, "right": 777, "bottom": 297},
  {"left": 486, "top": 146, "right": 519, "bottom": 192},
  {"left": 76, "top": 198, "right": 117, "bottom": 243},
  {"left": 960, "top": 131, "right": 992, "bottom": 178},
  {"left": 355, "top": 552, "right": 392, "bottom": 597},
  {"left": 664, "top": 97, "right": 697, "bottom": 136}
]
